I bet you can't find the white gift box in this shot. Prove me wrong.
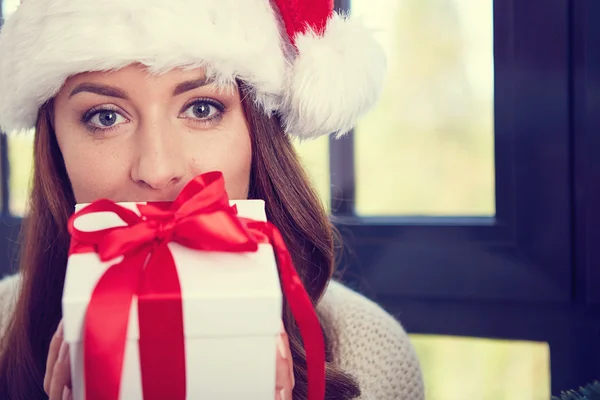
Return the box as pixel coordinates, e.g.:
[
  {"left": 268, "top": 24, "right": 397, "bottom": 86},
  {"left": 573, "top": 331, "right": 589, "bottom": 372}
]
[{"left": 62, "top": 199, "right": 283, "bottom": 400}]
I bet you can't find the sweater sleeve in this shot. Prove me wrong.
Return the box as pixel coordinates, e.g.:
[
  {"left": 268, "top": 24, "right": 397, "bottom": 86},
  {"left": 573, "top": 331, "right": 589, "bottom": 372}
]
[
  {"left": 319, "top": 281, "right": 425, "bottom": 400},
  {"left": 0, "top": 274, "right": 20, "bottom": 338}
]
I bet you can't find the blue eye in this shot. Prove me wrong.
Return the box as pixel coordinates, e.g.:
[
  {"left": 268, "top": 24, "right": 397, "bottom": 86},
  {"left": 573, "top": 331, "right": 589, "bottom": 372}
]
[
  {"left": 91, "top": 110, "right": 124, "bottom": 127},
  {"left": 80, "top": 98, "right": 225, "bottom": 134},
  {"left": 181, "top": 99, "right": 224, "bottom": 122},
  {"left": 188, "top": 103, "right": 214, "bottom": 119},
  {"left": 82, "top": 107, "right": 128, "bottom": 132}
]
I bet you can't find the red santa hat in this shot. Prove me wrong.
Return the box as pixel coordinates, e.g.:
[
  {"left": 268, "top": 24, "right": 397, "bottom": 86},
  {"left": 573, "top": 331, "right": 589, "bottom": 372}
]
[{"left": 0, "top": 0, "right": 386, "bottom": 140}]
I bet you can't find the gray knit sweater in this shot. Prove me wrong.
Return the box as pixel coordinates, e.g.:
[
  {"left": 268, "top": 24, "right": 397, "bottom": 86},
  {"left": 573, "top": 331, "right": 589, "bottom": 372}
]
[{"left": 0, "top": 274, "right": 425, "bottom": 400}]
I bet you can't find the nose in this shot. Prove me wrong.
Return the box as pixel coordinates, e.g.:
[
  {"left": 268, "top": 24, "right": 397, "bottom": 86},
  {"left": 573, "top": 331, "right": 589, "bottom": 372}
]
[{"left": 130, "top": 122, "right": 185, "bottom": 192}]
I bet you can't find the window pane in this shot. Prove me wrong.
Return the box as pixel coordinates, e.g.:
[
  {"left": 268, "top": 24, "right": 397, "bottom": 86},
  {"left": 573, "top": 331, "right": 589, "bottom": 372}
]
[
  {"left": 293, "top": 136, "right": 331, "bottom": 212},
  {"left": 411, "top": 335, "right": 550, "bottom": 400},
  {"left": 3, "top": 0, "right": 30, "bottom": 216},
  {"left": 8, "top": 133, "right": 34, "bottom": 216},
  {"left": 352, "top": 0, "right": 495, "bottom": 216},
  {"left": 1, "top": 0, "right": 18, "bottom": 18}
]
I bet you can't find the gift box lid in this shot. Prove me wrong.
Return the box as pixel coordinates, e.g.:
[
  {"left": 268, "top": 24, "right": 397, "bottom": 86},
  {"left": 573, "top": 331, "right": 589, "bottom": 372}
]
[{"left": 62, "top": 199, "right": 283, "bottom": 343}]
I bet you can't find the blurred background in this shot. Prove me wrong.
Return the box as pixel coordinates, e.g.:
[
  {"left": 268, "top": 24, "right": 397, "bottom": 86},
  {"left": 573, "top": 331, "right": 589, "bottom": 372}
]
[
  {"left": 297, "top": 1, "right": 550, "bottom": 398},
  {"left": 3, "top": 0, "right": 589, "bottom": 398}
]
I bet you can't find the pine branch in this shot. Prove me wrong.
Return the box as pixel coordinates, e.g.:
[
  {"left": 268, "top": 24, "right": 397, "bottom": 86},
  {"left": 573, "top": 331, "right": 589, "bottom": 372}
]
[{"left": 553, "top": 381, "right": 600, "bottom": 400}]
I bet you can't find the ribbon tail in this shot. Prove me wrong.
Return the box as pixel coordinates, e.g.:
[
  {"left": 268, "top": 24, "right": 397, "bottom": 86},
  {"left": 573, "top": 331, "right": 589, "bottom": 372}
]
[
  {"left": 84, "top": 251, "right": 146, "bottom": 400},
  {"left": 264, "top": 223, "right": 326, "bottom": 400},
  {"left": 138, "top": 242, "right": 186, "bottom": 400}
]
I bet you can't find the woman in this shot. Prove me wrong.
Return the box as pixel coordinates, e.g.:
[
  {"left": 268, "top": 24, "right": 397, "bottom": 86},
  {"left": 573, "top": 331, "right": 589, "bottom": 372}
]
[{"left": 0, "top": 0, "right": 425, "bottom": 399}]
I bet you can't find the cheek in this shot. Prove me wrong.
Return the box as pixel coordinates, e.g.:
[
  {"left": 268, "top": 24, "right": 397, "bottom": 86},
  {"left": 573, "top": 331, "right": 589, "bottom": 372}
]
[
  {"left": 54, "top": 100, "right": 253, "bottom": 202},
  {"left": 186, "top": 106, "right": 253, "bottom": 199},
  {"left": 222, "top": 138, "right": 252, "bottom": 199},
  {"left": 189, "top": 128, "right": 253, "bottom": 200},
  {"left": 58, "top": 135, "right": 130, "bottom": 202}
]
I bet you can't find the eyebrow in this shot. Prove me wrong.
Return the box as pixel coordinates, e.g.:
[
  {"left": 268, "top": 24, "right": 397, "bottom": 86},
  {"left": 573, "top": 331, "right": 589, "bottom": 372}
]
[
  {"left": 172, "top": 77, "right": 211, "bottom": 96},
  {"left": 69, "top": 77, "right": 211, "bottom": 99},
  {"left": 69, "top": 84, "right": 128, "bottom": 99}
]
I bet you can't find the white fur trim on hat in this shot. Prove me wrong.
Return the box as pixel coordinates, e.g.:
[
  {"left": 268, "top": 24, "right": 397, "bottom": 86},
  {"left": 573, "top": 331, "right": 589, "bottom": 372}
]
[
  {"left": 0, "top": 0, "right": 286, "bottom": 133},
  {"left": 0, "top": 0, "right": 387, "bottom": 140},
  {"left": 281, "top": 12, "right": 387, "bottom": 139}
]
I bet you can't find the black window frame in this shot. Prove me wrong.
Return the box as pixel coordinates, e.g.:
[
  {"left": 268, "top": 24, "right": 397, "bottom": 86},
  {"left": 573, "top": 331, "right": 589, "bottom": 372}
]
[{"left": 0, "top": 132, "right": 19, "bottom": 274}]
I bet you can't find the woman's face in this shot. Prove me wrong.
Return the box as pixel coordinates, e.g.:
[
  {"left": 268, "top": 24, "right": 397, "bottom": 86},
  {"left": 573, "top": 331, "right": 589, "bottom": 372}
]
[{"left": 52, "top": 63, "right": 252, "bottom": 203}]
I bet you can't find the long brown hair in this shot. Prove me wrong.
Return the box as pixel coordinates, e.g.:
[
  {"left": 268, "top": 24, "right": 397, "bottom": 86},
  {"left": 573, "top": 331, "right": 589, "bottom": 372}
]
[{"left": 0, "top": 85, "right": 361, "bottom": 399}]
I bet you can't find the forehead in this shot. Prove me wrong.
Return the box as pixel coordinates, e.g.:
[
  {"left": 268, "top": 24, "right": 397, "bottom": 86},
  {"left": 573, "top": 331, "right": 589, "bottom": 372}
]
[
  {"left": 62, "top": 64, "right": 206, "bottom": 87},
  {"left": 56, "top": 64, "right": 241, "bottom": 102}
]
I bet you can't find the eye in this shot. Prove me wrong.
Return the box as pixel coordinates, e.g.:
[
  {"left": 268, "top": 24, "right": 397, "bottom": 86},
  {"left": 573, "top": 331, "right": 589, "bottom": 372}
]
[
  {"left": 84, "top": 109, "right": 128, "bottom": 130},
  {"left": 181, "top": 100, "right": 223, "bottom": 121}
]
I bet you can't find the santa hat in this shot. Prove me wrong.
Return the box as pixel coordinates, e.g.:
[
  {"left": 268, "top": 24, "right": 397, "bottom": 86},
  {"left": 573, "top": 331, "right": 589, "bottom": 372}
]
[{"left": 0, "top": 0, "right": 386, "bottom": 139}]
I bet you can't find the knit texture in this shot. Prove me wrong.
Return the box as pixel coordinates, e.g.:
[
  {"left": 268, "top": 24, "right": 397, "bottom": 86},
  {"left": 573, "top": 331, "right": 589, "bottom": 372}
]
[
  {"left": 320, "top": 281, "right": 425, "bottom": 400},
  {"left": 0, "top": 274, "right": 424, "bottom": 400}
]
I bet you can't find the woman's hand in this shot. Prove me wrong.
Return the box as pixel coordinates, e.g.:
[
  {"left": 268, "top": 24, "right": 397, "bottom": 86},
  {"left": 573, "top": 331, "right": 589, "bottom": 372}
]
[
  {"left": 43, "top": 319, "right": 293, "bottom": 400},
  {"left": 44, "top": 320, "right": 73, "bottom": 400},
  {"left": 276, "top": 324, "right": 295, "bottom": 400}
]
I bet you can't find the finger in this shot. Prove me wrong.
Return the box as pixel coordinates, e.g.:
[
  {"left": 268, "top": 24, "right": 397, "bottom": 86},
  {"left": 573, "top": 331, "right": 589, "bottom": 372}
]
[
  {"left": 62, "top": 387, "right": 73, "bottom": 400},
  {"left": 48, "top": 340, "right": 71, "bottom": 400},
  {"left": 275, "top": 329, "right": 294, "bottom": 400},
  {"left": 44, "top": 320, "right": 64, "bottom": 394},
  {"left": 280, "top": 322, "right": 294, "bottom": 388},
  {"left": 284, "top": 331, "right": 294, "bottom": 389}
]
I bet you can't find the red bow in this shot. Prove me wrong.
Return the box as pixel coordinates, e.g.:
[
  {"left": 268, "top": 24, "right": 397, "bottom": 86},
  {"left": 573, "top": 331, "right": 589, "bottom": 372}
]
[{"left": 67, "top": 171, "right": 325, "bottom": 400}]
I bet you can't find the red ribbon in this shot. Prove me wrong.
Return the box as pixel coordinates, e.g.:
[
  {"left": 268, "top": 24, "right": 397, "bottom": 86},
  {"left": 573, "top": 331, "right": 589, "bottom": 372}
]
[{"left": 67, "top": 171, "right": 325, "bottom": 400}]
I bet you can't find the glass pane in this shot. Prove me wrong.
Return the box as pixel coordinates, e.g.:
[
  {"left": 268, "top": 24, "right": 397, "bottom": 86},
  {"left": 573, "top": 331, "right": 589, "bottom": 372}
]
[
  {"left": 2, "top": 0, "right": 18, "bottom": 18},
  {"left": 352, "top": 0, "right": 495, "bottom": 216},
  {"left": 3, "top": 0, "right": 31, "bottom": 216},
  {"left": 410, "top": 334, "right": 550, "bottom": 400},
  {"left": 8, "top": 133, "right": 34, "bottom": 216},
  {"left": 293, "top": 136, "right": 331, "bottom": 212}
]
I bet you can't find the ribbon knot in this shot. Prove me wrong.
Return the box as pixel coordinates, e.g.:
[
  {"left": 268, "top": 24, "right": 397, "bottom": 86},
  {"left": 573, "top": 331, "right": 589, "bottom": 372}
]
[
  {"left": 155, "top": 218, "right": 176, "bottom": 243},
  {"left": 67, "top": 171, "right": 325, "bottom": 400}
]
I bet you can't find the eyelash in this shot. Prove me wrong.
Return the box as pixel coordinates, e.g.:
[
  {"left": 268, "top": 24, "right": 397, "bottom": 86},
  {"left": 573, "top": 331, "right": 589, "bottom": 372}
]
[{"left": 81, "top": 98, "right": 226, "bottom": 134}]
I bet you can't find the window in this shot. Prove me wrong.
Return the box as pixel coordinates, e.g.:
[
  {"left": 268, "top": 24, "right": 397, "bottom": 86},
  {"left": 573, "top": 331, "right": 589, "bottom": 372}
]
[
  {"left": 2, "top": 0, "right": 599, "bottom": 398},
  {"left": 296, "top": 0, "right": 598, "bottom": 397},
  {"left": 0, "top": 0, "right": 32, "bottom": 274}
]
